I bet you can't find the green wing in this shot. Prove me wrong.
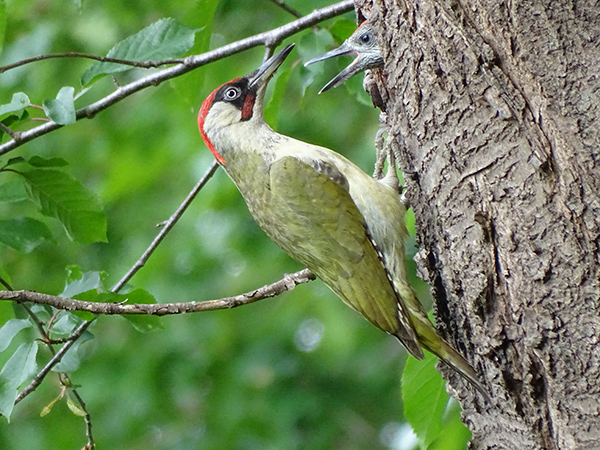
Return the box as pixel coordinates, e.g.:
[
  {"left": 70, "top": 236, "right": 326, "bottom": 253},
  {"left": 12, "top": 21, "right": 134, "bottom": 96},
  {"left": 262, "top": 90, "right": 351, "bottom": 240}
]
[{"left": 263, "top": 156, "right": 422, "bottom": 357}]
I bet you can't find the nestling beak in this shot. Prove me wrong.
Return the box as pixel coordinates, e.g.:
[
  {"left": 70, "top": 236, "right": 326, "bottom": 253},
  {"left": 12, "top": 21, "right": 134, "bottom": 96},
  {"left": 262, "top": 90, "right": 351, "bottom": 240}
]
[
  {"left": 304, "top": 22, "right": 383, "bottom": 94},
  {"left": 304, "top": 41, "right": 355, "bottom": 66}
]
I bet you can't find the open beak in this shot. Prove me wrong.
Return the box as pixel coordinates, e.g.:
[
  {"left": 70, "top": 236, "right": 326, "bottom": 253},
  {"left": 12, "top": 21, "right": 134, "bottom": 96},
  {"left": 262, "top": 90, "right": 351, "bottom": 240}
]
[
  {"left": 304, "top": 41, "right": 355, "bottom": 67},
  {"left": 248, "top": 43, "right": 295, "bottom": 91},
  {"left": 316, "top": 57, "right": 366, "bottom": 94},
  {"left": 305, "top": 42, "right": 378, "bottom": 94}
]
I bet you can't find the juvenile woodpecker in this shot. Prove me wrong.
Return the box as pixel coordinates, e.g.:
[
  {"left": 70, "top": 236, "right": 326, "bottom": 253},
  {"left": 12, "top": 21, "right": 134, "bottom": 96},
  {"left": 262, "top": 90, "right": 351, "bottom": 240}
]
[
  {"left": 305, "top": 21, "right": 383, "bottom": 93},
  {"left": 198, "top": 44, "right": 489, "bottom": 400}
]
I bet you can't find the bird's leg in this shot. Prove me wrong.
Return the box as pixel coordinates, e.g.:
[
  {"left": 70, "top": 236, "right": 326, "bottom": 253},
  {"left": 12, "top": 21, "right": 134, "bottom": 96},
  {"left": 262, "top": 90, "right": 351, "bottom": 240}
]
[
  {"left": 373, "top": 114, "right": 411, "bottom": 208},
  {"left": 373, "top": 112, "right": 391, "bottom": 180}
]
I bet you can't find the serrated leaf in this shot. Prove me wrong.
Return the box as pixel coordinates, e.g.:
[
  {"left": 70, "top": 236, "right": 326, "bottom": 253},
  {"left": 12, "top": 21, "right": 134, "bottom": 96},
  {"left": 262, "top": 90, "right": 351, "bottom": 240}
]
[
  {"left": 28, "top": 156, "right": 69, "bottom": 168},
  {"left": 0, "top": 178, "right": 28, "bottom": 203},
  {"left": 66, "top": 395, "right": 86, "bottom": 417},
  {"left": 0, "top": 342, "right": 38, "bottom": 420},
  {"left": 20, "top": 169, "right": 107, "bottom": 244},
  {"left": 42, "top": 87, "right": 76, "bottom": 125},
  {"left": 0, "top": 217, "right": 54, "bottom": 253},
  {"left": 0, "top": 319, "right": 32, "bottom": 352},
  {"left": 81, "top": 18, "right": 197, "bottom": 85},
  {"left": 429, "top": 398, "right": 471, "bottom": 450},
  {"left": 402, "top": 351, "right": 449, "bottom": 448},
  {"left": 0, "top": 92, "right": 31, "bottom": 118}
]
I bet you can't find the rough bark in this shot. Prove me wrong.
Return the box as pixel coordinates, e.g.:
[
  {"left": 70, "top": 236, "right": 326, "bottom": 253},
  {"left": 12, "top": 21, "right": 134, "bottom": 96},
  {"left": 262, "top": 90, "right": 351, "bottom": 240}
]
[{"left": 355, "top": 0, "right": 600, "bottom": 448}]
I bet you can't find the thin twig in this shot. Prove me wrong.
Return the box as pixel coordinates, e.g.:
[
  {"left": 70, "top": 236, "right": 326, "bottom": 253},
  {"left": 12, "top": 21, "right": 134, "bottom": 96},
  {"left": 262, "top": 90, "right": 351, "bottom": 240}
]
[
  {"left": 0, "top": 275, "right": 14, "bottom": 291},
  {"left": 112, "top": 161, "right": 219, "bottom": 292},
  {"left": 1, "top": 269, "right": 315, "bottom": 316},
  {"left": 268, "top": 0, "right": 303, "bottom": 19},
  {"left": 0, "top": 52, "right": 184, "bottom": 74},
  {"left": 0, "top": 0, "right": 355, "bottom": 157},
  {"left": 0, "top": 122, "right": 21, "bottom": 141},
  {"left": 68, "top": 385, "right": 94, "bottom": 449},
  {"left": 15, "top": 320, "right": 91, "bottom": 404},
  {"left": 13, "top": 287, "right": 95, "bottom": 442}
]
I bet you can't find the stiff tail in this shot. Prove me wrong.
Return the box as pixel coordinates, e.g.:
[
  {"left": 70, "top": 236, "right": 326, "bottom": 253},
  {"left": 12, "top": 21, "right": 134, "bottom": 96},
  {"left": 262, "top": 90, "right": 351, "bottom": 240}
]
[{"left": 412, "top": 314, "right": 492, "bottom": 403}]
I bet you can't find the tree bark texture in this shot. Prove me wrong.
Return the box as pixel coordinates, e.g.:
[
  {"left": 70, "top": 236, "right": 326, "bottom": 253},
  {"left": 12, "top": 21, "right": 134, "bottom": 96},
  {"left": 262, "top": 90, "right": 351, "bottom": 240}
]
[{"left": 355, "top": 0, "right": 600, "bottom": 448}]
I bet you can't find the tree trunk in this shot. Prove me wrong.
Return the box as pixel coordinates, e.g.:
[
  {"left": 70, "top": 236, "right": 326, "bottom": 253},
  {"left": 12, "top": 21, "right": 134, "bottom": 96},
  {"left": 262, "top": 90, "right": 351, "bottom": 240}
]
[{"left": 355, "top": 0, "right": 600, "bottom": 448}]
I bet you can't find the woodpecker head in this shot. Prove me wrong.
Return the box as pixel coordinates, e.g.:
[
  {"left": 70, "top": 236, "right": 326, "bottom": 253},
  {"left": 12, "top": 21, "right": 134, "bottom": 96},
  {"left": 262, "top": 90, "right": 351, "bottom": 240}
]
[
  {"left": 198, "top": 43, "right": 295, "bottom": 165},
  {"left": 304, "top": 22, "right": 383, "bottom": 94}
]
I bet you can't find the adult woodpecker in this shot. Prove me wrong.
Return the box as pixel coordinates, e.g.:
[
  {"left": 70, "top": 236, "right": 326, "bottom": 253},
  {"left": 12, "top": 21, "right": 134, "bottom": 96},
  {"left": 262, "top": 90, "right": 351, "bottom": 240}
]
[
  {"left": 304, "top": 21, "right": 383, "bottom": 93},
  {"left": 198, "top": 44, "right": 489, "bottom": 401}
]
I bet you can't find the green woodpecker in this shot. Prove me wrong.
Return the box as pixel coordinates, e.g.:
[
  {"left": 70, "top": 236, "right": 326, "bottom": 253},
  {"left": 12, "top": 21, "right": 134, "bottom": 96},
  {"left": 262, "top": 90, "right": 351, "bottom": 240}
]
[
  {"left": 304, "top": 21, "right": 383, "bottom": 93},
  {"left": 198, "top": 44, "right": 489, "bottom": 400}
]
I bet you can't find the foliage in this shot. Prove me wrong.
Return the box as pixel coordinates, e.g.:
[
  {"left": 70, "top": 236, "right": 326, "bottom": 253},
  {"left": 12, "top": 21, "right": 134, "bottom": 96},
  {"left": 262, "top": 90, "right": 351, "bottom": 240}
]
[{"left": 0, "top": 1, "right": 467, "bottom": 449}]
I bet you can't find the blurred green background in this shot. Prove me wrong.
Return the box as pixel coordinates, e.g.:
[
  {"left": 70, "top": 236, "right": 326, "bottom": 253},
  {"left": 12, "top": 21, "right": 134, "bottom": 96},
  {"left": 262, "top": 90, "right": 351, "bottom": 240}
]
[{"left": 0, "top": 1, "right": 431, "bottom": 449}]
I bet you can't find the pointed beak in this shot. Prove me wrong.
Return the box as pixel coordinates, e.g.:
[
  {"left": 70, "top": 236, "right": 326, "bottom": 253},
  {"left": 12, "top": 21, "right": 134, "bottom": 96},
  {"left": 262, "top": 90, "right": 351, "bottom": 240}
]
[
  {"left": 305, "top": 42, "right": 384, "bottom": 94},
  {"left": 248, "top": 43, "right": 295, "bottom": 91},
  {"left": 317, "top": 57, "right": 365, "bottom": 94},
  {"left": 304, "top": 42, "right": 355, "bottom": 67}
]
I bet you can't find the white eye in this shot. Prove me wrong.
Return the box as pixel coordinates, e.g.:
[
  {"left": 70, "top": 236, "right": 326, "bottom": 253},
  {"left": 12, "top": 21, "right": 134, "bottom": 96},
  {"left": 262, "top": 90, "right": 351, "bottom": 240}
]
[{"left": 224, "top": 86, "right": 241, "bottom": 100}]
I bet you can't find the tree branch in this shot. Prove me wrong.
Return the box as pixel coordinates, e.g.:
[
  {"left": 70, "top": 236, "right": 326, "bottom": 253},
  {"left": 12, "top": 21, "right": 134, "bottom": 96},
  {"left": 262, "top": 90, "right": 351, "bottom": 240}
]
[
  {"left": 0, "top": 0, "right": 355, "bottom": 157},
  {"left": 1, "top": 268, "right": 315, "bottom": 315},
  {"left": 0, "top": 52, "right": 185, "bottom": 74},
  {"left": 15, "top": 320, "right": 92, "bottom": 405}
]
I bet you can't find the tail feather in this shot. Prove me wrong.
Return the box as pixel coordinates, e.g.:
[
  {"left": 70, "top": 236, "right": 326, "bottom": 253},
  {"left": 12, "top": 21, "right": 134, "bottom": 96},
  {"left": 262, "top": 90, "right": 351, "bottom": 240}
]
[{"left": 412, "top": 313, "right": 492, "bottom": 403}]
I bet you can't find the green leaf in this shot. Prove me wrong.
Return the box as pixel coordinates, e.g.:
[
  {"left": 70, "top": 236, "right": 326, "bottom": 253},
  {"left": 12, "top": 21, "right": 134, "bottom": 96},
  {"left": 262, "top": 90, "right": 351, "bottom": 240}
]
[
  {"left": 0, "top": 0, "right": 5, "bottom": 54},
  {"left": 66, "top": 395, "right": 87, "bottom": 417},
  {"left": 0, "top": 92, "right": 31, "bottom": 118},
  {"left": 0, "top": 178, "right": 28, "bottom": 203},
  {"left": 3, "top": 157, "right": 26, "bottom": 168},
  {"left": 52, "top": 330, "right": 93, "bottom": 372},
  {"left": 264, "top": 65, "right": 293, "bottom": 129},
  {"left": 121, "top": 289, "right": 163, "bottom": 332},
  {"left": 0, "top": 342, "right": 38, "bottom": 420},
  {"left": 429, "top": 398, "right": 471, "bottom": 450},
  {"left": 51, "top": 313, "right": 84, "bottom": 336},
  {"left": 343, "top": 68, "right": 372, "bottom": 107},
  {"left": 27, "top": 156, "right": 69, "bottom": 168},
  {"left": 0, "top": 217, "right": 54, "bottom": 253},
  {"left": 170, "top": 0, "right": 218, "bottom": 107},
  {"left": 402, "top": 351, "right": 449, "bottom": 448},
  {"left": 42, "top": 86, "right": 76, "bottom": 125},
  {"left": 298, "top": 30, "right": 334, "bottom": 96},
  {"left": 61, "top": 270, "right": 108, "bottom": 298},
  {"left": 20, "top": 169, "right": 107, "bottom": 244},
  {"left": 329, "top": 18, "right": 358, "bottom": 42},
  {"left": 81, "top": 18, "right": 197, "bottom": 85},
  {"left": 0, "top": 319, "right": 32, "bottom": 352},
  {"left": 65, "top": 265, "right": 83, "bottom": 284}
]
